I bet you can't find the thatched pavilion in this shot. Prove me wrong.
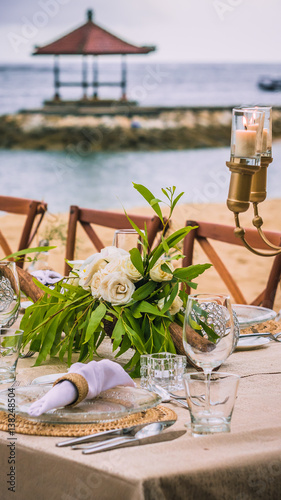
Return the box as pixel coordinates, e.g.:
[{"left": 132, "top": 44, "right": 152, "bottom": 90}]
[{"left": 33, "top": 9, "right": 156, "bottom": 101}]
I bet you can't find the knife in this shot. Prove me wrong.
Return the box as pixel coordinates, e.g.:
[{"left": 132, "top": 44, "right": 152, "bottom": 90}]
[
  {"left": 56, "top": 419, "right": 175, "bottom": 448},
  {"left": 80, "top": 420, "right": 178, "bottom": 455}
]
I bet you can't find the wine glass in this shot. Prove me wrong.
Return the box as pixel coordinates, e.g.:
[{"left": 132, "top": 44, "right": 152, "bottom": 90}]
[
  {"left": 112, "top": 229, "right": 143, "bottom": 252},
  {"left": 183, "top": 293, "right": 235, "bottom": 411},
  {"left": 0, "top": 262, "right": 20, "bottom": 328}
]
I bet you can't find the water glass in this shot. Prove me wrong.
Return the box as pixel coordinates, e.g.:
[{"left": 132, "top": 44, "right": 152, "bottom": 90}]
[
  {"left": 0, "top": 328, "right": 23, "bottom": 384},
  {"left": 113, "top": 229, "right": 143, "bottom": 252},
  {"left": 140, "top": 352, "right": 187, "bottom": 390},
  {"left": 183, "top": 372, "right": 240, "bottom": 436}
]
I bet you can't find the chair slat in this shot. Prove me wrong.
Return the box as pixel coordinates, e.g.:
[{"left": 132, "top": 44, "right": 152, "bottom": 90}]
[{"left": 183, "top": 220, "right": 281, "bottom": 309}]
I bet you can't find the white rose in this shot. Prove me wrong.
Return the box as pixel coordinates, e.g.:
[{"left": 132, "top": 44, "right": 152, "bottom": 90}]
[
  {"left": 150, "top": 259, "right": 174, "bottom": 282},
  {"left": 100, "top": 246, "right": 129, "bottom": 261},
  {"left": 99, "top": 272, "right": 135, "bottom": 305},
  {"left": 90, "top": 270, "right": 104, "bottom": 299},
  {"left": 103, "top": 256, "right": 124, "bottom": 274},
  {"left": 67, "top": 263, "right": 82, "bottom": 287},
  {"left": 120, "top": 256, "right": 142, "bottom": 282},
  {"left": 158, "top": 295, "right": 183, "bottom": 315},
  {"left": 79, "top": 254, "right": 107, "bottom": 290}
]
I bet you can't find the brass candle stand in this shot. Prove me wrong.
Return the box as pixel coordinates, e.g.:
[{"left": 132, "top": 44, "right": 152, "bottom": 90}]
[{"left": 226, "top": 155, "right": 281, "bottom": 256}]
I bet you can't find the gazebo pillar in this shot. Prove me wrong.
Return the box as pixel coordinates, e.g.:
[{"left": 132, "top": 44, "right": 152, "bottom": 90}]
[
  {"left": 121, "top": 55, "right": 127, "bottom": 101},
  {"left": 93, "top": 55, "right": 99, "bottom": 99},
  {"left": 82, "top": 55, "right": 88, "bottom": 99},
  {"left": 53, "top": 55, "right": 60, "bottom": 100}
]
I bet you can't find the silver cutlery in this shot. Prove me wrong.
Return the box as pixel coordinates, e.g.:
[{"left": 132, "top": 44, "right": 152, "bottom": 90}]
[
  {"left": 239, "top": 332, "right": 281, "bottom": 342},
  {"left": 149, "top": 383, "right": 189, "bottom": 409},
  {"left": 56, "top": 419, "right": 175, "bottom": 448},
  {"left": 78, "top": 421, "right": 176, "bottom": 455}
]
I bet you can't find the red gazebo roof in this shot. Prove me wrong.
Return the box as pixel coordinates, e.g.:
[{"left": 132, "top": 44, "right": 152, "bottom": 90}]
[{"left": 34, "top": 10, "right": 156, "bottom": 56}]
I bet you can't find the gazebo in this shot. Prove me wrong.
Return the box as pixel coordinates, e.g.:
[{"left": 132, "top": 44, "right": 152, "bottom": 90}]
[{"left": 33, "top": 9, "right": 156, "bottom": 102}]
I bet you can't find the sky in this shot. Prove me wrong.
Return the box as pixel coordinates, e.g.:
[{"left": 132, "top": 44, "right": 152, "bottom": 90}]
[{"left": 0, "top": 0, "right": 280, "bottom": 64}]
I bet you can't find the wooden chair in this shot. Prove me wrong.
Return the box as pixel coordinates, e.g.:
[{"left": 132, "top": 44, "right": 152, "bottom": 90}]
[
  {"left": 0, "top": 196, "right": 47, "bottom": 268},
  {"left": 183, "top": 220, "right": 281, "bottom": 309},
  {"left": 65, "top": 206, "right": 165, "bottom": 275}
]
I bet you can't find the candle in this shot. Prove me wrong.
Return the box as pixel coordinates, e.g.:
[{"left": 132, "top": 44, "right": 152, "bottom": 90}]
[
  {"left": 248, "top": 124, "right": 268, "bottom": 153},
  {"left": 235, "top": 129, "right": 256, "bottom": 157}
]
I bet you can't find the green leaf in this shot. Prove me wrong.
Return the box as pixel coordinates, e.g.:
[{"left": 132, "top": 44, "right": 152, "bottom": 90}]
[
  {"left": 84, "top": 303, "right": 107, "bottom": 343},
  {"left": 160, "top": 283, "right": 179, "bottom": 314},
  {"left": 132, "top": 281, "right": 158, "bottom": 301},
  {"left": 149, "top": 226, "right": 194, "bottom": 270},
  {"left": 112, "top": 317, "right": 126, "bottom": 351},
  {"left": 33, "top": 313, "right": 61, "bottom": 366},
  {"left": 137, "top": 301, "right": 168, "bottom": 317},
  {"left": 161, "top": 235, "right": 170, "bottom": 254},
  {"left": 129, "top": 248, "right": 144, "bottom": 275},
  {"left": 32, "top": 280, "right": 63, "bottom": 299},
  {"left": 174, "top": 263, "right": 212, "bottom": 281},
  {"left": 161, "top": 262, "right": 173, "bottom": 275},
  {"left": 133, "top": 183, "right": 164, "bottom": 223},
  {"left": 171, "top": 192, "right": 184, "bottom": 212},
  {"left": 2, "top": 246, "right": 56, "bottom": 261}
]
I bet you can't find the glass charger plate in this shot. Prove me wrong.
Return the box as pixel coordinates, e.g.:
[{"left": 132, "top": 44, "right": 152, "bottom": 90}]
[
  {"left": 30, "top": 373, "right": 68, "bottom": 385},
  {"left": 232, "top": 305, "right": 276, "bottom": 329},
  {"left": 0, "top": 385, "right": 161, "bottom": 424},
  {"left": 235, "top": 336, "right": 271, "bottom": 351}
]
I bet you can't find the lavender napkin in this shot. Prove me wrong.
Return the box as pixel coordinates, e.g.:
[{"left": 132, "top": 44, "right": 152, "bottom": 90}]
[
  {"left": 28, "top": 360, "right": 135, "bottom": 416},
  {"left": 30, "top": 270, "right": 63, "bottom": 286}
]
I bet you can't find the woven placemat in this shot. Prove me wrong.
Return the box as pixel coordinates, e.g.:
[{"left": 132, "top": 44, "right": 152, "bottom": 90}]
[
  {"left": 240, "top": 319, "right": 281, "bottom": 335},
  {"left": 0, "top": 405, "right": 177, "bottom": 437}
]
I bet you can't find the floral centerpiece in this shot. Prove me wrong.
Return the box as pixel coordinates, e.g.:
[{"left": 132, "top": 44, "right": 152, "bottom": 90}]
[{"left": 21, "top": 184, "right": 211, "bottom": 376}]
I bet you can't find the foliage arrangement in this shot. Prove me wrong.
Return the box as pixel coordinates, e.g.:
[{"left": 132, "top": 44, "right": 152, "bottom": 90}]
[{"left": 21, "top": 184, "right": 211, "bottom": 376}]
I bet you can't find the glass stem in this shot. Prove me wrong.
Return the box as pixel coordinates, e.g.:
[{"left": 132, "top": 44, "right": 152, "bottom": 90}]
[{"left": 204, "top": 370, "right": 212, "bottom": 411}]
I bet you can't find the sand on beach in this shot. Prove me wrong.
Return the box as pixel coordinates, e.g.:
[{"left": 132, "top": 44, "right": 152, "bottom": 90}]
[{"left": 1, "top": 198, "right": 281, "bottom": 311}]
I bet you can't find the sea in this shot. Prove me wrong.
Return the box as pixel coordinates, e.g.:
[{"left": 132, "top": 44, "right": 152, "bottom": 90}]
[{"left": 0, "top": 61, "right": 281, "bottom": 212}]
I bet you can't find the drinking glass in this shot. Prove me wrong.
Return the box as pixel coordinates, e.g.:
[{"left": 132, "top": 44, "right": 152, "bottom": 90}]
[
  {"left": 0, "top": 262, "right": 20, "bottom": 327},
  {"left": 112, "top": 229, "right": 143, "bottom": 252},
  {"left": 183, "top": 294, "right": 235, "bottom": 411},
  {"left": 0, "top": 328, "right": 23, "bottom": 384}
]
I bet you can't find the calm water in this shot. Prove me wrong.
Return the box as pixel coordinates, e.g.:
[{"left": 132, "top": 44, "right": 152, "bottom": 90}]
[
  {"left": 0, "top": 144, "right": 281, "bottom": 213},
  {"left": 1, "top": 62, "right": 281, "bottom": 211},
  {"left": 0, "top": 62, "right": 281, "bottom": 114}
]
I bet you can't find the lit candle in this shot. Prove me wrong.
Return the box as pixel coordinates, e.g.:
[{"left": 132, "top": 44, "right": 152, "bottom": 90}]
[
  {"left": 235, "top": 118, "right": 256, "bottom": 157},
  {"left": 248, "top": 123, "right": 268, "bottom": 153}
]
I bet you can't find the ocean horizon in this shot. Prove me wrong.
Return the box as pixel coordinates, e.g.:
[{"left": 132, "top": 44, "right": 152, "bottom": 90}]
[{"left": 1, "top": 61, "right": 281, "bottom": 115}]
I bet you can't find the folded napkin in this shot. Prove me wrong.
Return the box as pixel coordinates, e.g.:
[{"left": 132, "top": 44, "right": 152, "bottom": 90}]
[
  {"left": 28, "top": 360, "right": 135, "bottom": 417},
  {"left": 30, "top": 270, "right": 63, "bottom": 286}
]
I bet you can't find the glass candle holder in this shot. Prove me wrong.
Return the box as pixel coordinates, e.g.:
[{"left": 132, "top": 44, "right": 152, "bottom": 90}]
[
  {"left": 230, "top": 108, "right": 264, "bottom": 166},
  {"left": 242, "top": 106, "right": 272, "bottom": 157},
  {"left": 140, "top": 352, "right": 187, "bottom": 391}
]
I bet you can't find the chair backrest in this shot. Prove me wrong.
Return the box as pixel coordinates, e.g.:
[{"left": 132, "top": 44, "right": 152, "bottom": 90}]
[
  {"left": 183, "top": 220, "right": 281, "bottom": 309},
  {"left": 0, "top": 196, "right": 47, "bottom": 268},
  {"left": 65, "top": 206, "right": 165, "bottom": 275}
]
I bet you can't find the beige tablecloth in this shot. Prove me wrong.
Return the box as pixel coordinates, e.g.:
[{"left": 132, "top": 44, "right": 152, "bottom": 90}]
[{"left": 1, "top": 339, "right": 281, "bottom": 500}]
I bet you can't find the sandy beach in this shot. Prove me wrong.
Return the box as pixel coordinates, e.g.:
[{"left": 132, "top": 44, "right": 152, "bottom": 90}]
[{"left": 1, "top": 198, "right": 281, "bottom": 311}]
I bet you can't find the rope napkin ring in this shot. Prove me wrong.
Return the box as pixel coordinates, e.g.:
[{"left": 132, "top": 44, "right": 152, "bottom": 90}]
[{"left": 53, "top": 373, "right": 89, "bottom": 407}]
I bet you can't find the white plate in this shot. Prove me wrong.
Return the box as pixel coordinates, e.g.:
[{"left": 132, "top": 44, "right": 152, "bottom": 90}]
[
  {"left": 0, "top": 385, "right": 161, "bottom": 424},
  {"left": 232, "top": 305, "right": 276, "bottom": 329},
  {"left": 235, "top": 336, "right": 271, "bottom": 351},
  {"left": 30, "top": 373, "right": 68, "bottom": 385}
]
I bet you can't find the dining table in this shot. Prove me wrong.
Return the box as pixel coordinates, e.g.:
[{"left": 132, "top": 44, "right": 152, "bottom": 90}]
[{"left": 0, "top": 336, "right": 281, "bottom": 500}]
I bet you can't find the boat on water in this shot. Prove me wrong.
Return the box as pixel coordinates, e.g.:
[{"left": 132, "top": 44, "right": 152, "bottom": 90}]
[{"left": 258, "top": 77, "right": 281, "bottom": 91}]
